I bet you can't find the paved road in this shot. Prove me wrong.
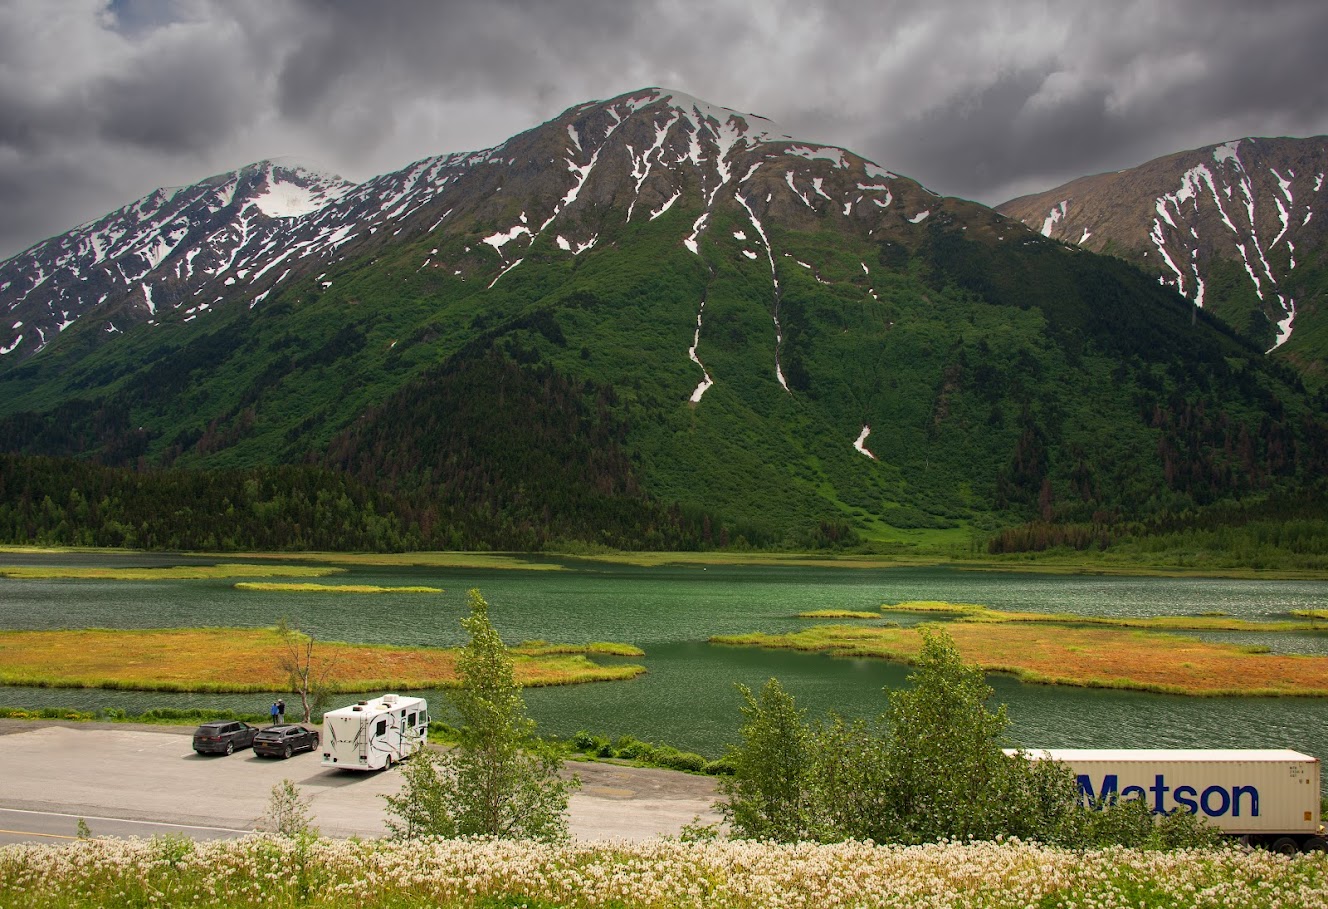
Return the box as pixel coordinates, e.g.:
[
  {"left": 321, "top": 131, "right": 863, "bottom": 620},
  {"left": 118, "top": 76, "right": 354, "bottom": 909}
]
[
  {"left": 0, "top": 807, "right": 250, "bottom": 846},
  {"left": 0, "top": 722, "right": 720, "bottom": 845}
]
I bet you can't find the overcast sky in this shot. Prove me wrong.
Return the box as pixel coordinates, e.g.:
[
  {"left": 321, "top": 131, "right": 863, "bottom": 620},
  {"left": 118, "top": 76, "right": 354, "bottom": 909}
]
[{"left": 3, "top": 0, "right": 1327, "bottom": 260}]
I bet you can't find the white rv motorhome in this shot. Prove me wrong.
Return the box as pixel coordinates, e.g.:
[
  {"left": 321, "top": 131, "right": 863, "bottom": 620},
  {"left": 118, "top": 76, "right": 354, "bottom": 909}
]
[{"left": 321, "top": 694, "right": 429, "bottom": 771}]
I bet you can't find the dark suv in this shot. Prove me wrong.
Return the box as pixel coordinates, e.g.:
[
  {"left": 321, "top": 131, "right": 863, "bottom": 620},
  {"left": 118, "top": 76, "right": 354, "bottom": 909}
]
[
  {"left": 253, "top": 724, "right": 320, "bottom": 759},
  {"left": 192, "top": 721, "right": 258, "bottom": 755}
]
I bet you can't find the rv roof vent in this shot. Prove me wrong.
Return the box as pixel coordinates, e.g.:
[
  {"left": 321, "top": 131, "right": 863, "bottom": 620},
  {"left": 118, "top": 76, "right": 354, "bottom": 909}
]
[
  {"left": 352, "top": 706, "right": 362, "bottom": 711},
  {"left": 383, "top": 694, "right": 399, "bottom": 705}
]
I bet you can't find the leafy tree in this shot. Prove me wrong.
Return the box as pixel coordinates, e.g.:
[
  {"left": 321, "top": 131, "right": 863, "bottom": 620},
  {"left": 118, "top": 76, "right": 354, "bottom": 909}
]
[
  {"left": 258, "top": 779, "right": 319, "bottom": 838},
  {"left": 382, "top": 747, "right": 454, "bottom": 840},
  {"left": 384, "top": 588, "right": 578, "bottom": 841},
  {"left": 718, "top": 678, "right": 817, "bottom": 841},
  {"left": 718, "top": 628, "right": 1220, "bottom": 848},
  {"left": 880, "top": 627, "right": 1023, "bottom": 843},
  {"left": 274, "top": 618, "right": 339, "bottom": 723},
  {"left": 807, "top": 714, "right": 892, "bottom": 841}
]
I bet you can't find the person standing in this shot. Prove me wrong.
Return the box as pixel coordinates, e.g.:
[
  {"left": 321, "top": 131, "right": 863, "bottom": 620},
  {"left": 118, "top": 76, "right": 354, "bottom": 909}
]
[
  {"left": 276, "top": 699, "right": 286, "bottom": 724},
  {"left": 270, "top": 701, "right": 280, "bottom": 726}
]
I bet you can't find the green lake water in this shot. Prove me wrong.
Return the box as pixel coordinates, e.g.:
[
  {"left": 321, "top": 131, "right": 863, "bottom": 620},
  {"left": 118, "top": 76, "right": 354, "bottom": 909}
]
[{"left": 2, "top": 553, "right": 1327, "bottom": 778}]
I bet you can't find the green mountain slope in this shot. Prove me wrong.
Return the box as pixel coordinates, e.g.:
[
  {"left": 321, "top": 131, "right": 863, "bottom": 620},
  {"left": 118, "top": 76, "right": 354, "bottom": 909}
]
[{"left": 0, "top": 90, "right": 1324, "bottom": 551}]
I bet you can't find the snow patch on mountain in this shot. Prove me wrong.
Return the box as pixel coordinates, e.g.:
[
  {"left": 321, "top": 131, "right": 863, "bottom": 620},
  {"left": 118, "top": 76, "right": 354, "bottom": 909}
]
[
  {"left": 1042, "top": 201, "right": 1068, "bottom": 236},
  {"left": 688, "top": 295, "right": 714, "bottom": 403},
  {"left": 786, "top": 145, "right": 846, "bottom": 168},
  {"left": 254, "top": 182, "right": 328, "bottom": 218},
  {"left": 853, "top": 425, "right": 876, "bottom": 459}
]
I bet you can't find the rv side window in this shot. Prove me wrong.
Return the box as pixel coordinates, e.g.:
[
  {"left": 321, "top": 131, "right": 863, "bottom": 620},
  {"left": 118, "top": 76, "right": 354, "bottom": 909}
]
[
  {"left": 375, "top": 720, "right": 387, "bottom": 736},
  {"left": 421, "top": 711, "right": 429, "bottom": 726},
  {"left": 406, "top": 712, "right": 416, "bottom": 727}
]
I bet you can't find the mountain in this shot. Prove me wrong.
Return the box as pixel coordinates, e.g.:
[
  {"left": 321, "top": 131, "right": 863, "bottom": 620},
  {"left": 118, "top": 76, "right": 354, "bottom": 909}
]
[
  {"left": 0, "top": 160, "right": 356, "bottom": 362},
  {"left": 0, "top": 88, "right": 1324, "bottom": 551},
  {"left": 997, "top": 137, "right": 1328, "bottom": 386}
]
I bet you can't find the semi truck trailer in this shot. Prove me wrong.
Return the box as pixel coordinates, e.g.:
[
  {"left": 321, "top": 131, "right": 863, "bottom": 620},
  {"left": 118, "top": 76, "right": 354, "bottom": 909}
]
[{"left": 1021, "top": 748, "right": 1325, "bottom": 852}]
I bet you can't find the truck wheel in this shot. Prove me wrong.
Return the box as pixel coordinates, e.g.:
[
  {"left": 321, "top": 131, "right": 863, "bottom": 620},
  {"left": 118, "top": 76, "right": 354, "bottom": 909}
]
[
  {"left": 1270, "top": 836, "right": 1299, "bottom": 854},
  {"left": 1303, "top": 837, "right": 1327, "bottom": 853}
]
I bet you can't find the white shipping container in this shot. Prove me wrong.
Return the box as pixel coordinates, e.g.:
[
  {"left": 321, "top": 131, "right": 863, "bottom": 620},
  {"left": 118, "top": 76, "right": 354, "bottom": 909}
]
[{"left": 1020, "top": 749, "right": 1321, "bottom": 838}]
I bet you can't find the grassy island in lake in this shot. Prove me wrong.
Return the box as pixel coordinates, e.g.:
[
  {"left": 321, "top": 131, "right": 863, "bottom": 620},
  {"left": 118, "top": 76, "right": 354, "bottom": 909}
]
[
  {"left": 234, "top": 582, "right": 443, "bottom": 594},
  {"left": 881, "top": 600, "right": 1328, "bottom": 633},
  {"left": 0, "top": 628, "right": 644, "bottom": 692},
  {"left": 0, "top": 563, "right": 345, "bottom": 581},
  {"left": 712, "top": 621, "right": 1328, "bottom": 696}
]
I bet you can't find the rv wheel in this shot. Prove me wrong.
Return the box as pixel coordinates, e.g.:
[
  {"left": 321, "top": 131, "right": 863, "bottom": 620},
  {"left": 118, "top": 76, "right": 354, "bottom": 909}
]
[
  {"left": 1271, "top": 837, "right": 1300, "bottom": 855},
  {"left": 384, "top": 755, "right": 394, "bottom": 770}
]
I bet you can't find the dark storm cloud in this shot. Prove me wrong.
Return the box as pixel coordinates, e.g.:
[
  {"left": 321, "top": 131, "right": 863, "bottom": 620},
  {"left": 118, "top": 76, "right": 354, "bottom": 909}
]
[
  {"left": 871, "top": 0, "right": 1328, "bottom": 203},
  {"left": 2, "top": 0, "right": 1328, "bottom": 259}
]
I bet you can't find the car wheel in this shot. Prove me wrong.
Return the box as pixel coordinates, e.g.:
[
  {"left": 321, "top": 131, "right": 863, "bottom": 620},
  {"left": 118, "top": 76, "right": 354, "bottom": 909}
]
[
  {"left": 283, "top": 745, "right": 293, "bottom": 759},
  {"left": 225, "top": 741, "right": 234, "bottom": 755}
]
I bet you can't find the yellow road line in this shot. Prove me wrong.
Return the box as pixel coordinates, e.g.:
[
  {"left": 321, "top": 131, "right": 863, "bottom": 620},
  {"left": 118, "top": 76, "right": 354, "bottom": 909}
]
[{"left": 0, "top": 828, "right": 78, "bottom": 840}]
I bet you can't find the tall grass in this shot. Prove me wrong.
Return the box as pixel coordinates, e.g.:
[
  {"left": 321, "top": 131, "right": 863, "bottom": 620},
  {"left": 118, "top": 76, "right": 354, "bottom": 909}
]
[{"left": 0, "top": 836, "right": 1323, "bottom": 909}]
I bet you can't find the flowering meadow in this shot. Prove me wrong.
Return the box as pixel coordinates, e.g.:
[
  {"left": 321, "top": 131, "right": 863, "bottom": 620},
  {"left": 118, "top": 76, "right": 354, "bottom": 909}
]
[{"left": 2, "top": 835, "right": 1326, "bottom": 908}]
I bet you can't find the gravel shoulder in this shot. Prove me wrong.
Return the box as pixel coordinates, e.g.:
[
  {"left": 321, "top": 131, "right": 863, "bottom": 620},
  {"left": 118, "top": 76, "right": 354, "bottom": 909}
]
[{"left": 0, "top": 720, "right": 720, "bottom": 841}]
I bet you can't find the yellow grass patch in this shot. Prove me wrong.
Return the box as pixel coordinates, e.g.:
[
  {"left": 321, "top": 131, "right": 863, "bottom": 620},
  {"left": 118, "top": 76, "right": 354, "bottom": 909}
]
[
  {"left": 798, "top": 609, "right": 883, "bottom": 619},
  {"left": 234, "top": 582, "right": 443, "bottom": 594},
  {"left": 0, "top": 628, "right": 644, "bottom": 692},
  {"left": 0, "top": 564, "right": 344, "bottom": 581},
  {"left": 215, "top": 551, "right": 567, "bottom": 571},
  {"left": 516, "top": 640, "right": 646, "bottom": 657},
  {"left": 881, "top": 601, "right": 1328, "bottom": 633},
  {"left": 711, "top": 623, "right": 1328, "bottom": 696}
]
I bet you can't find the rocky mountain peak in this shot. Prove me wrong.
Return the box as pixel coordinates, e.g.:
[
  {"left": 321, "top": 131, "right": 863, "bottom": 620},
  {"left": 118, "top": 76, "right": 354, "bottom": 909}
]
[{"left": 1, "top": 88, "right": 971, "bottom": 366}]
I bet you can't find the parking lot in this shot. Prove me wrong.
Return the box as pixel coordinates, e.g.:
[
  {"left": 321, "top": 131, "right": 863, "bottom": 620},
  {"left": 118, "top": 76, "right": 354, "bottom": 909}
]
[{"left": 0, "top": 721, "right": 721, "bottom": 843}]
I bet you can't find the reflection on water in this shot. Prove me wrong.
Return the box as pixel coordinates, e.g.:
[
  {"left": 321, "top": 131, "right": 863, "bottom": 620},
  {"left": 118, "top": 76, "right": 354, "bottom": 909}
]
[{"left": 1, "top": 557, "right": 1326, "bottom": 782}]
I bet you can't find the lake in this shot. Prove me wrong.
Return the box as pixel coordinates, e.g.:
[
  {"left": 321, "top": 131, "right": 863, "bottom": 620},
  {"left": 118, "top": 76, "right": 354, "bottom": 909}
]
[{"left": 2, "top": 552, "right": 1327, "bottom": 783}]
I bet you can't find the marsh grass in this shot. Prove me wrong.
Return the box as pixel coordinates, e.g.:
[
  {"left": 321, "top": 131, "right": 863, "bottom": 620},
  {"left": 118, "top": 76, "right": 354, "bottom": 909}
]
[
  {"left": 234, "top": 582, "right": 443, "bottom": 593},
  {"left": 0, "top": 564, "right": 344, "bottom": 581},
  {"left": 797, "top": 609, "right": 882, "bottom": 619},
  {"left": 211, "top": 550, "right": 567, "bottom": 570},
  {"left": 711, "top": 621, "right": 1328, "bottom": 696},
  {"left": 516, "top": 640, "right": 646, "bottom": 657},
  {"left": 883, "top": 600, "right": 1328, "bottom": 632},
  {"left": 0, "top": 628, "right": 644, "bottom": 692}
]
